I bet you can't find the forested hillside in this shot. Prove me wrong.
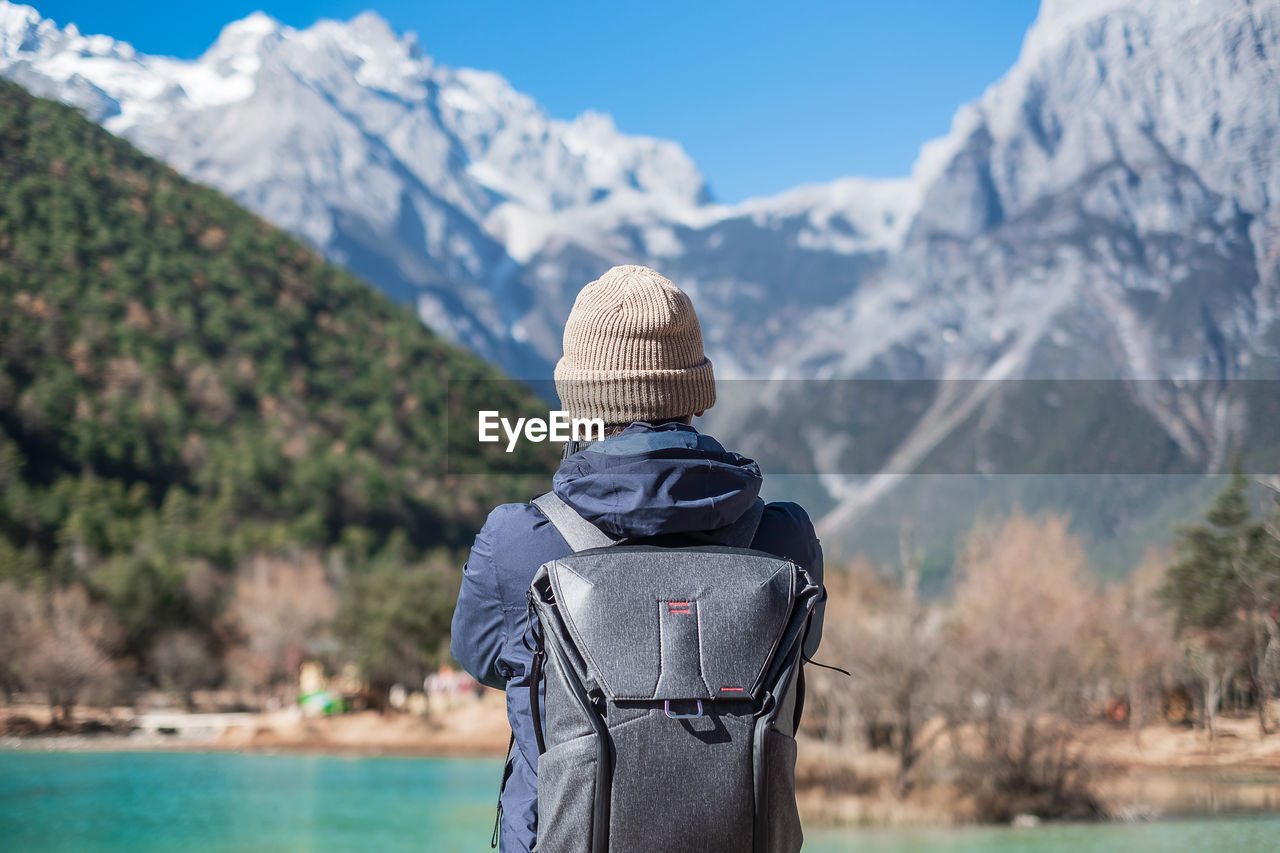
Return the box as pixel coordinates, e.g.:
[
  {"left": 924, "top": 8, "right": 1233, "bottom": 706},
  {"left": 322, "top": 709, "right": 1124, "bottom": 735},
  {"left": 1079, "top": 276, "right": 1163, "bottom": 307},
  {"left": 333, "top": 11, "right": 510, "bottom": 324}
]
[
  {"left": 0, "top": 78, "right": 551, "bottom": 698},
  {"left": 9, "top": 1, "right": 1280, "bottom": 580}
]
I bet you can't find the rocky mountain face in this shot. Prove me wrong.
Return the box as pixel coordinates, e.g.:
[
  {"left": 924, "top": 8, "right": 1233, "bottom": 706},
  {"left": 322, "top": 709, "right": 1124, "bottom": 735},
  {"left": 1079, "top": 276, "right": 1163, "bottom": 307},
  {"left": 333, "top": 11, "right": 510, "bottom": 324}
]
[
  {"left": 804, "top": 0, "right": 1280, "bottom": 386},
  {"left": 726, "top": 0, "right": 1280, "bottom": 550},
  {"left": 4, "top": 0, "right": 1279, "bottom": 566}
]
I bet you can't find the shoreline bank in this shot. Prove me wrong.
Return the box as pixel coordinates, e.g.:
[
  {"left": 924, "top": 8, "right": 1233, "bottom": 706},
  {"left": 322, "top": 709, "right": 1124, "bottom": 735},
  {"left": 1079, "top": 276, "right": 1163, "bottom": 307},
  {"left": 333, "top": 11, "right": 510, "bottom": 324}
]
[
  {"left": 6, "top": 701, "right": 1280, "bottom": 827},
  {"left": 0, "top": 692, "right": 513, "bottom": 759}
]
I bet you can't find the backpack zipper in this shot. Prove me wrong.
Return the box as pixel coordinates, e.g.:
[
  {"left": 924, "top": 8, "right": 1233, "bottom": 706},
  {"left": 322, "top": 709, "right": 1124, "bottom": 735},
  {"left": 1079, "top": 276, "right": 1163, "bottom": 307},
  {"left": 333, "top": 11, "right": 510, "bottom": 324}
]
[{"left": 491, "top": 732, "right": 515, "bottom": 848}]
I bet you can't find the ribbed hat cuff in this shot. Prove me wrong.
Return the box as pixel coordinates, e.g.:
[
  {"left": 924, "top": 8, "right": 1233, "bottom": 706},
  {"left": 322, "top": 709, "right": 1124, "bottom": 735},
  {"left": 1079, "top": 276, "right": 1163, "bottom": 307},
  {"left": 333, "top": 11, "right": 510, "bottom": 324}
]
[{"left": 554, "top": 361, "right": 716, "bottom": 424}]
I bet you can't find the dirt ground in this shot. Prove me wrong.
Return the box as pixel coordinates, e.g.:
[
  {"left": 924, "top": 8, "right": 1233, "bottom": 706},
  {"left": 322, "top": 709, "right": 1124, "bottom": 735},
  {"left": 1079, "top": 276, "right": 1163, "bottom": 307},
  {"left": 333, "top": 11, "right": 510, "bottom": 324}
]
[
  {"left": 220, "top": 690, "right": 513, "bottom": 755},
  {"left": 792, "top": 712, "right": 1280, "bottom": 826},
  {"left": 0, "top": 690, "right": 513, "bottom": 757},
  {"left": 1085, "top": 712, "right": 1280, "bottom": 770}
]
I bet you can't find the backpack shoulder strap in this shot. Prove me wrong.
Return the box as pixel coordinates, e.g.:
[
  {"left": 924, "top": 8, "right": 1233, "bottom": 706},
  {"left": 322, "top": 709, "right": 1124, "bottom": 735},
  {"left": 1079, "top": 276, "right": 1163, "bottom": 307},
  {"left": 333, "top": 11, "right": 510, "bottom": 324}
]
[
  {"left": 719, "top": 497, "right": 765, "bottom": 548},
  {"left": 532, "top": 491, "right": 619, "bottom": 552}
]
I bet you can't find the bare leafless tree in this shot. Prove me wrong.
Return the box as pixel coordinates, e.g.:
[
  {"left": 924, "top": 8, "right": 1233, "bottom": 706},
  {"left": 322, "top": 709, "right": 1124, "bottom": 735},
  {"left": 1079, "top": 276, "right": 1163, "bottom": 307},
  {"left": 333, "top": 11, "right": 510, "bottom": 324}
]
[
  {"left": 1100, "top": 549, "right": 1184, "bottom": 739},
  {"left": 941, "top": 511, "right": 1105, "bottom": 820},
  {"left": 148, "top": 629, "right": 221, "bottom": 709},
  {"left": 18, "top": 585, "right": 122, "bottom": 723},
  {"left": 797, "top": 558, "right": 884, "bottom": 746},
  {"left": 838, "top": 526, "right": 945, "bottom": 794},
  {"left": 220, "top": 551, "right": 338, "bottom": 690},
  {"left": 1181, "top": 624, "right": 1250, "bottom": 742},
  {"left": 0, "top": 582, "right": 41, "bottom": 700},
  {"left": 1243, "top": 502, "right": 1280, "bottom": 735}
]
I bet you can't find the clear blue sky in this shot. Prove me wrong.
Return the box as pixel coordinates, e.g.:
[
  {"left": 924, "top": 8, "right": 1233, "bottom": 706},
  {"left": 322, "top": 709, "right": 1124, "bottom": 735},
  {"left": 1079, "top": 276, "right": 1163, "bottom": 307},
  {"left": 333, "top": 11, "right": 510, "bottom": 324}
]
[{"left": 32, "top": 0, "right": 1041, "bottom": 202}]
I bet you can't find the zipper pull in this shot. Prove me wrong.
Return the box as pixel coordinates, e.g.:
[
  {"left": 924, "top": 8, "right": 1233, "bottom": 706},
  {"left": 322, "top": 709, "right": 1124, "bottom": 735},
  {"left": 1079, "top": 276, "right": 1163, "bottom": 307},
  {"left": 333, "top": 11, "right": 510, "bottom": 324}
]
[
  {"left": 492, "top": 732, "right": 515, "bottom": 848},
  {"left": 588, "top": 687, "right": 607, "bottom": 717}
]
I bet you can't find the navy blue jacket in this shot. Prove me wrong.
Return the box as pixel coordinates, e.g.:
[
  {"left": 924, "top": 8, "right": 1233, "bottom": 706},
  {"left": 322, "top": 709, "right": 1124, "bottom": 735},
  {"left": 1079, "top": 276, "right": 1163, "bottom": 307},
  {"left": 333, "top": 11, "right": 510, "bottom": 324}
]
[{"left": 450, "top": 421, "right": 826, "bottom": 852}]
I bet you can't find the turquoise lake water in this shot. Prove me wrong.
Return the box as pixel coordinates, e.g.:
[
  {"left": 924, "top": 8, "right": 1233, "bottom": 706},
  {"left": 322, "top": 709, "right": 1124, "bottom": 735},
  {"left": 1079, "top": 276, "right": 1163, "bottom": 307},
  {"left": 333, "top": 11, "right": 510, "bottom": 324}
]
[{"left": 1, "top": 750, "right": 1278, "bottom": 852}]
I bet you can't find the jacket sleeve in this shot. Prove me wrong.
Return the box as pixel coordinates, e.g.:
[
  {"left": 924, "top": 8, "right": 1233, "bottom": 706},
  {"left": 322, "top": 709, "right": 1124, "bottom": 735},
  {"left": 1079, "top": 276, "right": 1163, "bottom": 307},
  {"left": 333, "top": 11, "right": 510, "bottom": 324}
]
[
  {"left": 794, "top": 509, "right": 826, "bottom": 660},
  {"left": 450, "top": 508, "right": 509, "bottom": 690},
  {"left": 762, "top": 501, "right": 826, "bottom": 660}
]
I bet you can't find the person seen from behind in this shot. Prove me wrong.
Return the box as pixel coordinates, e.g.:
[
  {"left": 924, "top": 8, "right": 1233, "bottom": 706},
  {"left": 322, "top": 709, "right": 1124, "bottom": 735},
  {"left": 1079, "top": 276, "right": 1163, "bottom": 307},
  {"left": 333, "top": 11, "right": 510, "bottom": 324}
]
[{"left": 451, "top": 264, "right": 827, "bottom": 851}]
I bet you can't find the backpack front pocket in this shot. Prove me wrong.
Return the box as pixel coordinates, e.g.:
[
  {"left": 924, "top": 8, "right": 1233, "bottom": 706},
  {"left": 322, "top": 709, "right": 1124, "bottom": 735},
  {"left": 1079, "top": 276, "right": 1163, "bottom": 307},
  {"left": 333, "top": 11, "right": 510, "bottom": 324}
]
[
  {"left": 763, "top": 728, "right": 803, "bottom": 853},
  {"left": 535, "top": 732, "right": 601, "bottom": 853}
]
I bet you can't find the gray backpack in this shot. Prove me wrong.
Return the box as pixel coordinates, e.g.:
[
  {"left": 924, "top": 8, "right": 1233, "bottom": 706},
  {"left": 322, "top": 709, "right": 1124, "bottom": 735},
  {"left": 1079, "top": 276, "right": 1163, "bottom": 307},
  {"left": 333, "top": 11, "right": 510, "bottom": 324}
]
[{"left": 525, "top": 491, "right": 821, "bottom": 853}]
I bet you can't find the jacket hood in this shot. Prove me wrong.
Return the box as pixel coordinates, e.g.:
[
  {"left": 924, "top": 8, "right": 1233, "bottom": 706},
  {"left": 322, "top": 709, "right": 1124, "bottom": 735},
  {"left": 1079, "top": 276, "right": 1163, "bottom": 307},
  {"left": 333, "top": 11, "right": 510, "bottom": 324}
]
[{"left": 551, "top": 421, "right": 763, "bottom": 540}]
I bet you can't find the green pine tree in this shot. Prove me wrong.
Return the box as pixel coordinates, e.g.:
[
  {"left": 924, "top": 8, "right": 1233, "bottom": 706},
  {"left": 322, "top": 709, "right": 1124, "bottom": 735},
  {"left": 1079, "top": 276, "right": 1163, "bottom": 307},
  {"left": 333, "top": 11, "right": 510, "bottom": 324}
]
[
  {"left": 0, "top": 77, "right": 556, "bottom": 700},
  {"left": 1161, "top": 466, "right": 1277, "bottom": 736}
]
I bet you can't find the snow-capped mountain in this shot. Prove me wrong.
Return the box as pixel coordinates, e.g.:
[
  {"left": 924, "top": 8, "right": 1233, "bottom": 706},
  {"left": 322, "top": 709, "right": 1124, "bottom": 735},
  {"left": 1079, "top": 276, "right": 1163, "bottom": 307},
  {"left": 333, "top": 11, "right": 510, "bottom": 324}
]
[
  {"left": 0, "top": 1, "right": 920, "bottom": 378},
  {"left": 776, "top": 0, "right": 1280, "bottom": 538},
  {"left": 0, "top": 2, "right": 734, "bottom": 374},
  {"left": 4, "top": 0, "right": 1279, "bottom": 559},
  {"left": 797, "top": 0, "right": 1280, "bottom": 379}
]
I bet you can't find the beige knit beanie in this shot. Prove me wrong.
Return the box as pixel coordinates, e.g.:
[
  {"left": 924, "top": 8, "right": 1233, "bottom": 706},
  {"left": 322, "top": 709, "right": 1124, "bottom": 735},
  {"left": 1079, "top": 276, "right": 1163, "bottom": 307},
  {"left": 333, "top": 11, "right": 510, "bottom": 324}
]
[{"left": 554, "top": 265, "right": 716, "bottom": 425}]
